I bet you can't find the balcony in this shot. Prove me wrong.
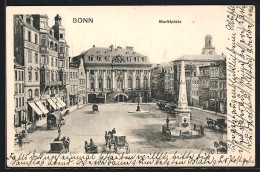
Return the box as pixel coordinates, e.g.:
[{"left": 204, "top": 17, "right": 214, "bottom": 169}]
[{"left": 58, "top": 53, "right": 69, "bottom": 59}]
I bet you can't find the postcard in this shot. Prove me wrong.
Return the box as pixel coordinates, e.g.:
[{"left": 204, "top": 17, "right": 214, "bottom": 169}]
[{"left": 6, "top": 5, "right": 255, "bottom": 167}]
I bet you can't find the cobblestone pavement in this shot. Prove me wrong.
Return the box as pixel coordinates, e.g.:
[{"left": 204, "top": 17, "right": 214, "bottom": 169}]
[{"left": 15, "top": 103, "right": 226, "bottom": 154}]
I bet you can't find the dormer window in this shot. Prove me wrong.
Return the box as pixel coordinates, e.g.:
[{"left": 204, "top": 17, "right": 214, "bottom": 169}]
[{"left": 60, "top": 34, "right": 64, "bottom": 39}]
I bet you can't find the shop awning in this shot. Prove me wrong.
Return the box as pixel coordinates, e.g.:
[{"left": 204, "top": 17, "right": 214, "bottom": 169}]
[
  {"left": 51, "top": 98, "right": 63, "bottom": 109},
  {"left": 47, "top": 98, "right": 58, "bottom": 110},
  {"left": 35, "top": 101, "right": 49, "bottom": 114},
  {"left": 56, "top": 97, "right": 66, "bottom": 107},
  {"left": 28, "top": 102, "right": 43, "bottom": 115}
]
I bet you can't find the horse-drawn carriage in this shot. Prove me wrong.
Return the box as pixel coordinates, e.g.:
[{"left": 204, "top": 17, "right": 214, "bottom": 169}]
[
  {"left": 47, "top": 112, "right": 65, "bottom": 130},
  {"left": 92, "top": 104, "right": 99, "bottom": 113},
  {"left": 49, "top": 137, "right": 70, "bottom": 153},
  {"left": 105, "top": 129, "right": 130, "bottom": 153},
  {"left": 206, "top": 118, "right": 227, "bottom": 131},
  {"left": 157, "top": 102, "right": 166, "bottom": 110},
  {"left": 214, "top": 140, "right": 227, "bottom": 154},
  {"left": 85, "top": 139, "right": 98, "bottom": 153}
]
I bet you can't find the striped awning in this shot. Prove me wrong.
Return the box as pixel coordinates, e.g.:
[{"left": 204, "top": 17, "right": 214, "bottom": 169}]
[
  {"left": 51, "top": 98, "right": 63, "bottom": 109},
  {"left": 56, "top": 97, "right": 66, "bottom": 107},
  {"left": 28, "top": 102, "right": 43, "bottom": 115},
  {"left": 47, "top": 98, "right": 58, "bottom": 110},
  {"left": 35, "top": 101, "right": 49, "bottom": 114}
]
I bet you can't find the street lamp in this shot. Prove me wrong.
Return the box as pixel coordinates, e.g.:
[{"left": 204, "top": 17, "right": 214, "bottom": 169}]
[{"left": 136, "top": 91, "right": 142, "bottom": 111}]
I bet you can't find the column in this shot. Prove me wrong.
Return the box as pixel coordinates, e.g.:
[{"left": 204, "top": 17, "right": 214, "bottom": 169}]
[
  {"left": 124, "top": 70, "right": 128, "bottom": 90},
  {"left": 140, "top": 70, "right": 144, "bottom": 88},
  {"left": 86, "top": 70, "right": 89, "bottom": 89},
  {"left": 103, "top": 70, "right": 106, "bottom": 89},
  {"left": 95, "top": 70, "right": 98, "bottom": 89},
  {"left": 148, "top": 70, "right": 151, "bottom": 88},
  {"left": 104, "top": 93, "right": 106, "bottom": 104},
  {"left": 112, "top": 70, "right": 116, "bottom": 90},
  {"left": 132, "top": 70, "right": 136, "bottom": 89}
]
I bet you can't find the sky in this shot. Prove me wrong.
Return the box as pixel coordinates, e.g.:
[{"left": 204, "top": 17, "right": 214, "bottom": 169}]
[{"left": 7, "top": 6, "right": 229, "bottom": 64}]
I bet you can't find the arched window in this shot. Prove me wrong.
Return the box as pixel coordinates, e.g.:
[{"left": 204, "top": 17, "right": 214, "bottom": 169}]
[
  {"left": 90, "top": 78, "right": 94, "bottom": 89},
  {"left": 28, "top": 89, "right": 32, "bottom": 98},
  {"left": 107, "top": 78, "right": 111, "bottom": 89},
  {"left": 50, "top": 41, "right": 54, "bottom": 49},
  {"left": 98, "top": 77, "right": 103, "bottom": 89},
  {"left": 136, "top": 78, "right": 140, "bottom": 88},
  {"left": 54, "top": 43, "right": 57, "bottom": 51},
  {"left": 35, "top": 89, "right": 39, "bottom": 97}
]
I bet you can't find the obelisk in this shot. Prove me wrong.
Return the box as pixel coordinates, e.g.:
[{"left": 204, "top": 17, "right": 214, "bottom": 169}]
[{"left": 175, "top": 61, "right": 191, "bottom": 127}]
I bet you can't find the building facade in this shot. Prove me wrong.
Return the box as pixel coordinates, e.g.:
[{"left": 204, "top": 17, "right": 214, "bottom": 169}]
[
  {"left": 14, "top": 14, "right": 69, "bottom": 130},
  {"left": 72, "top": 45, "right": 152, "bottom": 103},
  {"left": 14, "top": 63, "right": 26, "bottom": 130},
  {"left": 150, "top": 62, "right": 175, "bottom": 102},
  {"left": 173, "top": 35, "right": 227, "bottom": 113}
]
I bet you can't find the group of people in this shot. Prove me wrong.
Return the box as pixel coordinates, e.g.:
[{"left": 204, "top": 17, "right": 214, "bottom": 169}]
[{"left": 54, "top": 136, "right": 70, "bottom": 152}]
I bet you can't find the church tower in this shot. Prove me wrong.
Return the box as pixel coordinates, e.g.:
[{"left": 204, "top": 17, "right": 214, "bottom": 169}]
[
  {"left": 201, "top": 35, "right": 216, "bottom": 55},
  {"left": 52, "top": 14, "right": 66, "bottom": 42}
]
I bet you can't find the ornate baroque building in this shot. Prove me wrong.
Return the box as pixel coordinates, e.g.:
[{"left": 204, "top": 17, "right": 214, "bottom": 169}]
[{"left": 72, "top": 45, "right": 152, "bottom": 103}]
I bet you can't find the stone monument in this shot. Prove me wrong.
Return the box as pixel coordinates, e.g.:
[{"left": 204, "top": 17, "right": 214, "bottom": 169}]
[{"left": 175, "top": 61, "right": 191, "bottom": 128}]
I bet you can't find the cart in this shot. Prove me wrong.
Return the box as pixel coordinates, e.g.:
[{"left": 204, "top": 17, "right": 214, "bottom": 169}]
[
  {"left": 92, "top": 104, "right": 99, "bottom": 113},
  {"left": 85, "top": 141, "right": 98, "bottom": 153},
  {"left": 49, "top": 141, "right": 69, "bottom": 153},
  {"left": 108, "top": 135, "right": 130, "bottom": 153}
]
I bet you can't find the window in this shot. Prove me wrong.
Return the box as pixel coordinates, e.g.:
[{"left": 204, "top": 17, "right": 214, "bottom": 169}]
[
  {"left": 60, "top": 34, "right": 63, "bottom": 38},
  {"left": 16, "top": 98, "right": 18, "bottom": 108},
  {"left": 90, "top": 70, "right": 94, "bottom": 75},
  {"left": 35, "top": 71, "right": 38, "bottom": 81},
  {"left": 60, "top": 47, "right": 64, "bottom": 53},
  {"left": 22, "top": 97, "right": 24, "bottom": 106},
  {"left": 70, "top": 72, "right": 72, "bottom": 79},
  {"left": 21, "top": 71, "right": 24, "bottom": 80},
  {"left": 55, "top": 58, "right": 58, "bottom": 67},
  {"left": 15, "top": 71, "right": 17, "bottom": 80},
  {"left": 35, "top": 89, "right": 39, "bottom": 97},
  {"left": 107, "top": 78, "right": 111, "bottom": 89},
  {"left": 15, "top": 83, "right": 18, "bottom": 95},
  {"left": 51, "top": 57, "right": 53, "bottom": 66},
  {"left": 107, "top": 70, "right": 110, "bottom": 75},
  {"left": 28, "top": 70, "right": 32, "bottom": 81},
  {"left": 22, "top": 83, "right": 24, "bottom": 93},
  {"left": 19, "top": 84, "right": 21, "bottom": 93},
  {"left": 98, "top": 78, "right": 103, "bottom": 89},
  {"left": 117, "top": 78, "right": 123, "bottom": 89},
  {"left": 54, "top": 44, "right": 57, "bottom": 51},
  {"left": 28, "top": 89, "right": 32, "bottom": 98},
  {"left": 144, "top": 78, "right": 148, "bottom": 88},
  {"left": 90, "top": 78, "right": 94, "bottom": 89},
  {"left": 35, "top": 34, "right": 38, "bottom": 44},
  {"left": 136, "top": 78, "right": 140, "bottom": 88},
  {"left": 51, "top": 71, "right": 54, "bottom": 81},
  {"left": 34, "top": 53, "right": 38, "bottom": 64},
  {"left": 128, "top": 78, "right": 132, "bottom": 88},
  {"left": 28, "top": 50, "right": 32, "bottom": 62},
  {"left": 50, "top": 41, "right": 54, "bottom": 50},
  {"left": 28, "top": 31, "right": 31, "bottom": 42}
]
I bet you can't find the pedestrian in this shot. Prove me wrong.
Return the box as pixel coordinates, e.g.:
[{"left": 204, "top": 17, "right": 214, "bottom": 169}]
[{"left": 166, "top": 117, "right": 170, "bottom": 129}]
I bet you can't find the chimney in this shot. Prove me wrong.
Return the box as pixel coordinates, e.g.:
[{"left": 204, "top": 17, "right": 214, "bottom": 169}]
[
  {"left": 30, "top": 16, "right": 34, "bottom": 26},
  {"left": 93, "top": 45, "right": 95, "bottom": 47}
]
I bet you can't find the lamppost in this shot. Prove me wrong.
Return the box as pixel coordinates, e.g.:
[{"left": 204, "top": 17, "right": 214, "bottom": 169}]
[{"left": 136, "top": 91, "right": 142, "bottom": 111}]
